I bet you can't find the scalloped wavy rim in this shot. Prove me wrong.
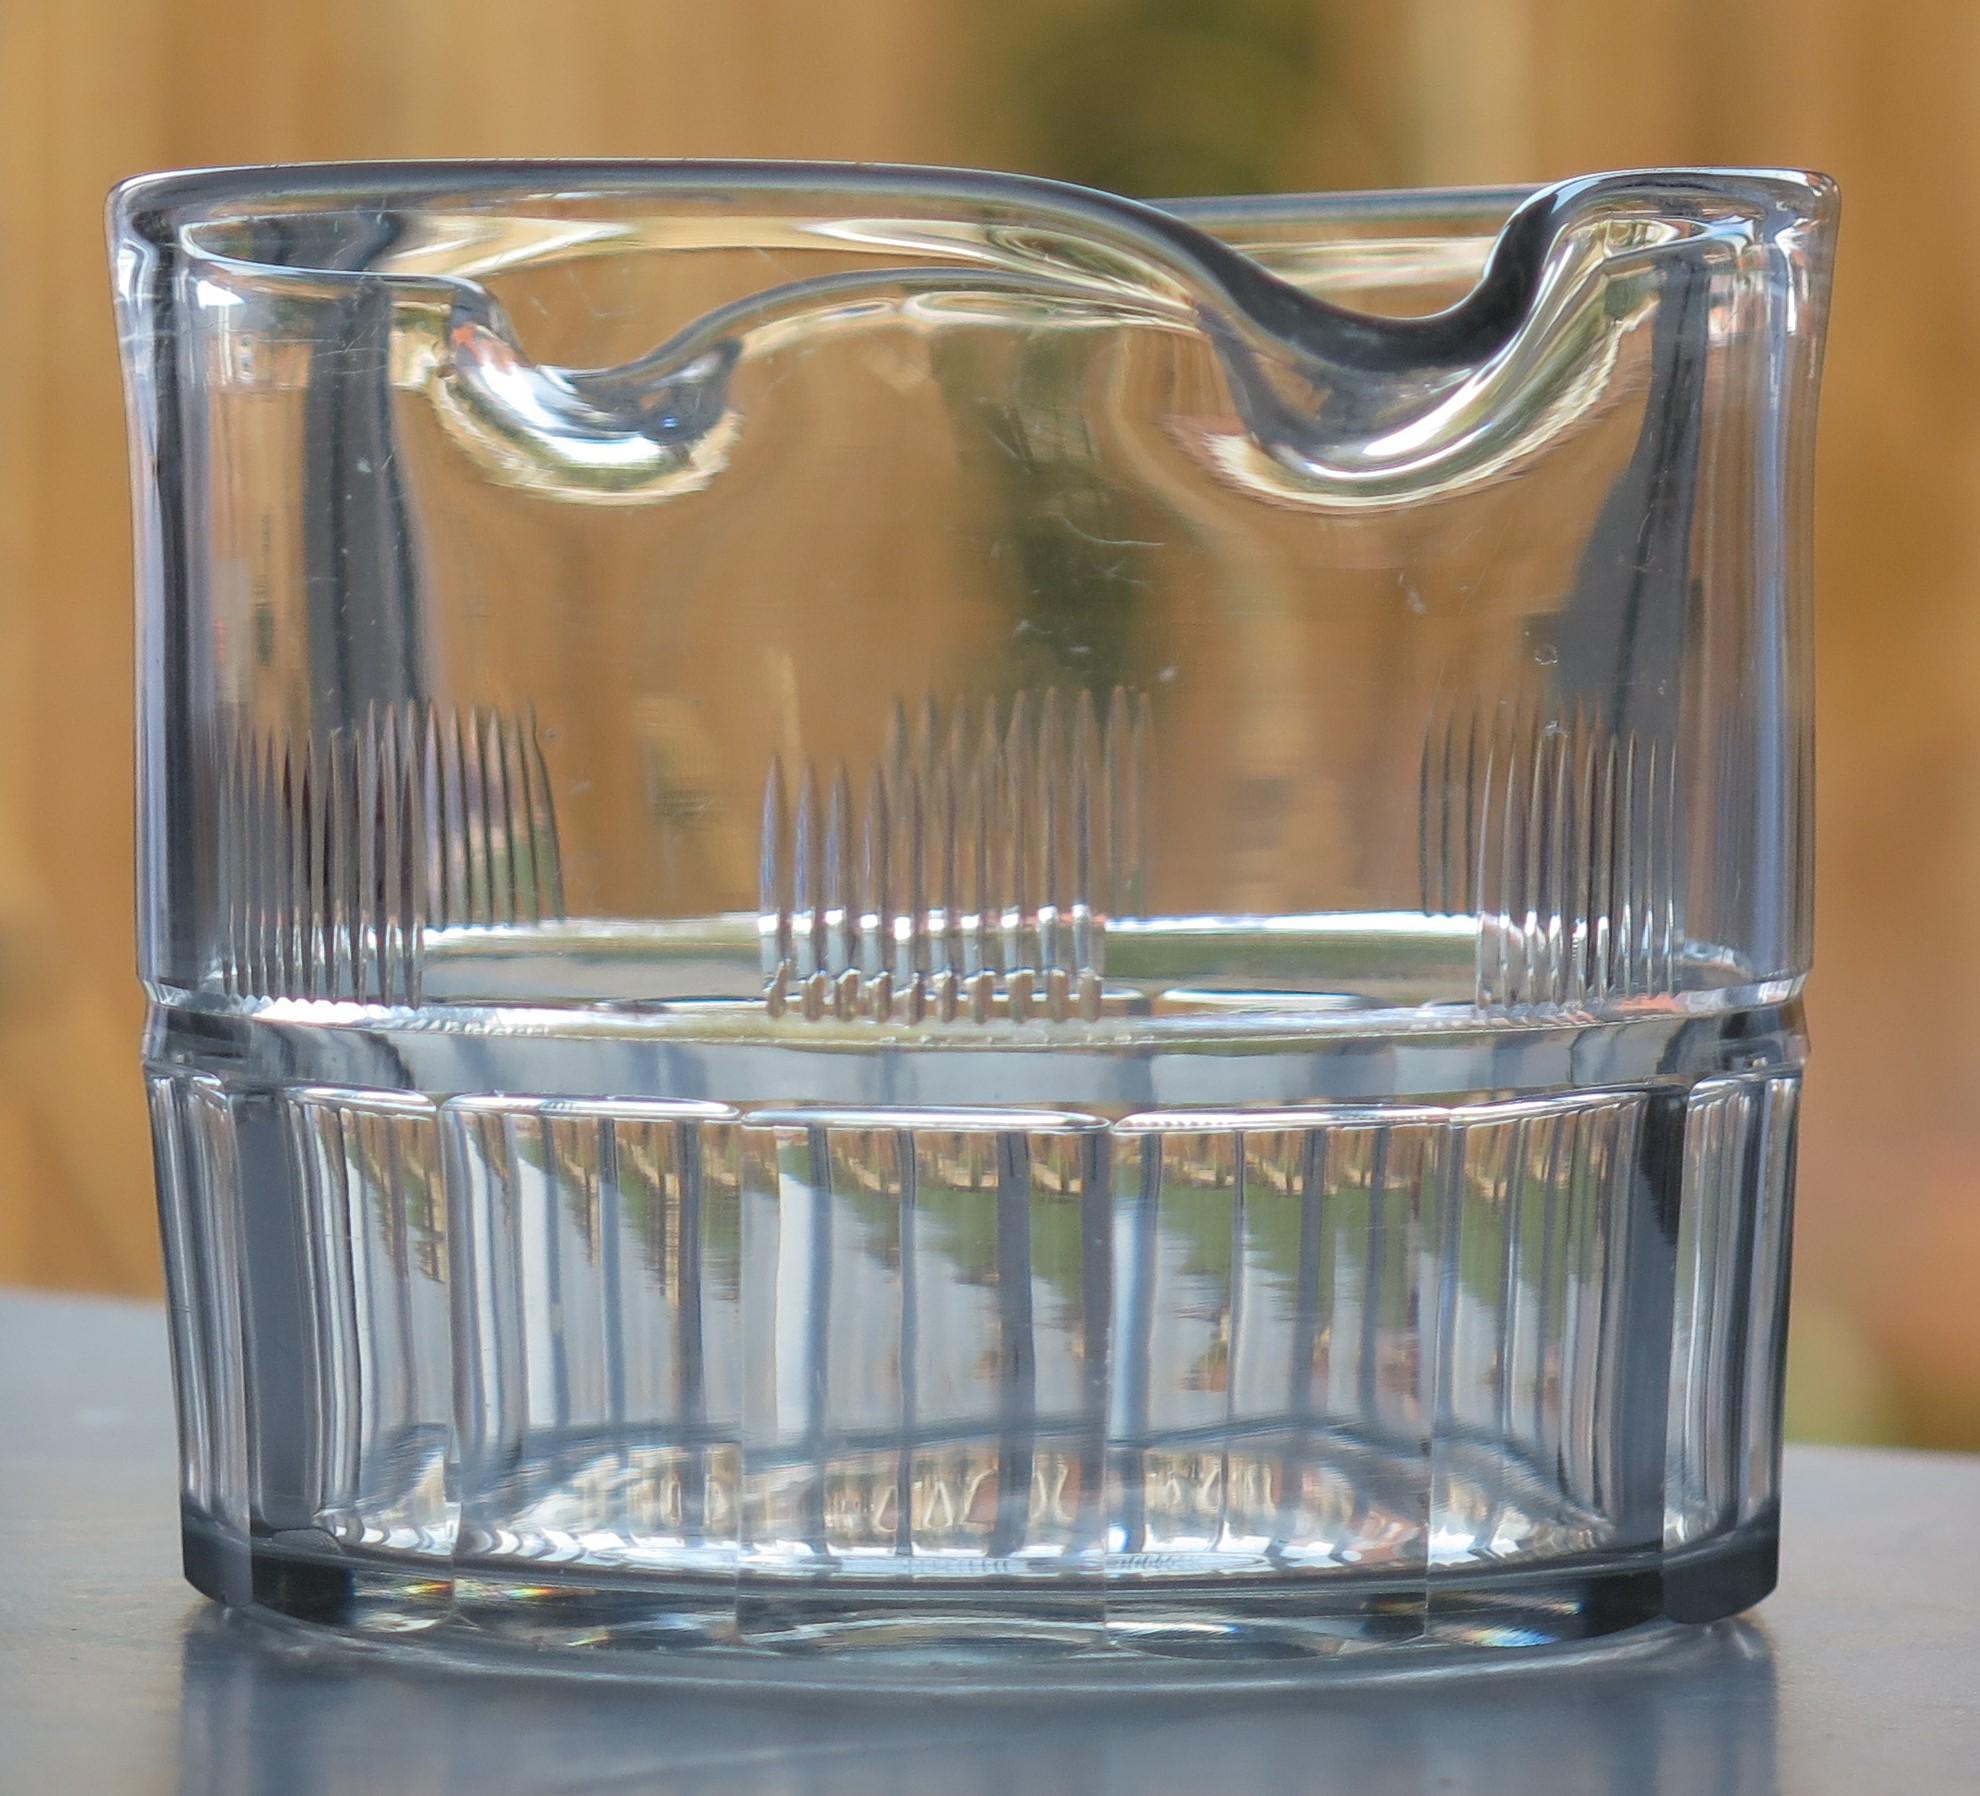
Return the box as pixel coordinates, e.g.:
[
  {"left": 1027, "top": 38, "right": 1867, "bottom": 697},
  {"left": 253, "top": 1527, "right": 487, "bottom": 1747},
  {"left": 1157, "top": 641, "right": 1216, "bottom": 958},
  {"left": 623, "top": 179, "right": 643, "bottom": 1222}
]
[{"left": 109, "top": 159, "right": 1838, "bottom": 502}]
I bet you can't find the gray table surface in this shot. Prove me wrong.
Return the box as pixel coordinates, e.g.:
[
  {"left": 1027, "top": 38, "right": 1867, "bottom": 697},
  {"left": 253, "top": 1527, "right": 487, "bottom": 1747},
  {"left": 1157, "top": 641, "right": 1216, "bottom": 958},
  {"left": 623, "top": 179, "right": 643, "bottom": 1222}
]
[{"left": 2, "top": 1289, "right": 1975, "bottom": 1794}]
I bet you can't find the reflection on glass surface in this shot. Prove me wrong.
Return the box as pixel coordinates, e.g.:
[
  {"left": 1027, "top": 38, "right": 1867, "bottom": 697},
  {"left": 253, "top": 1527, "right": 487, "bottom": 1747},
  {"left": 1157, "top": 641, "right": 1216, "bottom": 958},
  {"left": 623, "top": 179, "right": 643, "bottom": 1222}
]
[{"left": 173, "top": 1608, "right": 1779, "bottom": 1792}]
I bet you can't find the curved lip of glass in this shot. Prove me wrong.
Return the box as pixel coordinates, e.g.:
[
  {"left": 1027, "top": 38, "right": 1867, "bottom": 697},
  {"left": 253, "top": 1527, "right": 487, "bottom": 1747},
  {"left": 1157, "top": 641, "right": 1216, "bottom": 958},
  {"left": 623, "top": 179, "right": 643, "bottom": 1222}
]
[
  {"left": 106, "top": 155, "right": 1550, "bottom": 232},
  {"left": 108, "top": 159, "right": 1836, "bottom": 503},
  {"left": 107, "top": 158, "right": 1836, "bottom": 355}
]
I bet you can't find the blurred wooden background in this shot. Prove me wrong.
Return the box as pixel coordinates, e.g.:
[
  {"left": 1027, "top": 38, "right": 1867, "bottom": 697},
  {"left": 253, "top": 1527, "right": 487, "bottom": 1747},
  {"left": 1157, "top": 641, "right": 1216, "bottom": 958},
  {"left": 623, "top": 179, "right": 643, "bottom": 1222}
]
[{"left": 2, "top": 0, "right": 1974, "bottom": 1446}]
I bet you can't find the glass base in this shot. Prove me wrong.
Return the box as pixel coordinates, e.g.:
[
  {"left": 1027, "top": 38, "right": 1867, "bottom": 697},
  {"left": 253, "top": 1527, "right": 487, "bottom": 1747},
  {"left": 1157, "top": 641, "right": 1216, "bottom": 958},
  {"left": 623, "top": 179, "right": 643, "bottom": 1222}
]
[
  {"left": 150, "top": 987, "right": 1799, "bottom": 1678},
  {"left": 181, "top": 1505, "right": 1778, "bottom": 1676}
]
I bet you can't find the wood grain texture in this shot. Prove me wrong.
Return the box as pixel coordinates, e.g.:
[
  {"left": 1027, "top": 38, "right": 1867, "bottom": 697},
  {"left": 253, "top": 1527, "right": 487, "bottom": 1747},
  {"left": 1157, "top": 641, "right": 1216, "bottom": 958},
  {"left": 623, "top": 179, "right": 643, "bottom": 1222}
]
[{"left": 1, "top": 0, "right": 1971, "bottom": 1444}]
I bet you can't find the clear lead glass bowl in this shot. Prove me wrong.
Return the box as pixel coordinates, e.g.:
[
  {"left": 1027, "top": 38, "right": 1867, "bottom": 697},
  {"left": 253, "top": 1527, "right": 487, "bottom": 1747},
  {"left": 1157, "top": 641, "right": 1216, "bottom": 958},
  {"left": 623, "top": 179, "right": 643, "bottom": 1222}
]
[{"left": 113, "top": 160, "right": 1835, "bottom": 1671}]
